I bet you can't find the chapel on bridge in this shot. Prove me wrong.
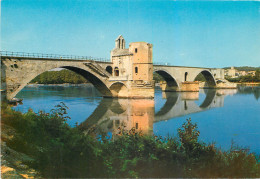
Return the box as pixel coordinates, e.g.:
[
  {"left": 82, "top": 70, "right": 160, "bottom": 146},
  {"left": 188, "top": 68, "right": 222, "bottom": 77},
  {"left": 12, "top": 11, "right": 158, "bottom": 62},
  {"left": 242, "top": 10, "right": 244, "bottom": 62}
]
[{"left": 110, "top": 35, "right": 154, "bottom": 83}]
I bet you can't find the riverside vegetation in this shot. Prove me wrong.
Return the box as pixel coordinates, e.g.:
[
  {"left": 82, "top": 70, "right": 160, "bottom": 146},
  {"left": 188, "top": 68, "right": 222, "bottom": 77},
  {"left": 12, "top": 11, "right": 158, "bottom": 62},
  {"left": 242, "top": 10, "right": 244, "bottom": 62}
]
[
  {"left": 31, "top": 69, "right": 88, "bottom": 84},
  {"left": 32, "top": 69, "right": 165, "bottom": 84},
  {"left": 1, "top": 103, "right": 260, "bottom": 178}
]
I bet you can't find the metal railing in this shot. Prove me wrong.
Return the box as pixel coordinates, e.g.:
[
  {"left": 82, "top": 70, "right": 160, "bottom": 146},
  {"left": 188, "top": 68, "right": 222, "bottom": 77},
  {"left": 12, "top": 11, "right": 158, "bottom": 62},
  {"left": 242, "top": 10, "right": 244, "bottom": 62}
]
[
  {"left": 0, "top": 51, "right": 110, "bottom": 62},
  {"left": 153, "top": 62, "right": 171, "bottom": 66}
]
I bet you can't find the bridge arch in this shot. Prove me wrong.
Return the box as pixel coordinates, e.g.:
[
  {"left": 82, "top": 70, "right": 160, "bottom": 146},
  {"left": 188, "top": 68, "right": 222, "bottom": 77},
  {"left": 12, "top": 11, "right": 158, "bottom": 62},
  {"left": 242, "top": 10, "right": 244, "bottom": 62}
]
[
  {"left": 109, "top": 82, "right": 128, "bottom": 98},
  {"left": 3, "top": 59, "right": 113, "bottom": 99},
  {"left": 62, "top": 66, "right": 112, "bottom": 96},
  {"left": 154, "top": 69, "right": 179, "bottom": 91},
  {"left": 193, "top": 70, "right": 216, "bottom": 88}
]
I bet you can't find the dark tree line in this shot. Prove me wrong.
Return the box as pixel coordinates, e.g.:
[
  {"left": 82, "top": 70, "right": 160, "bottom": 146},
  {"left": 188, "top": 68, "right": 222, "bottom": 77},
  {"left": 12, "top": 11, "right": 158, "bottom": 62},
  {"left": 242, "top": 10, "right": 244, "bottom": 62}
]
[
  {"left": 153, "top": 73, "right": 165, "bottom": 82},
  {"left": 30, "top": 69, "right": 88, "bottom": 84},
  {"left": 33, "top": 70, "right": 170, "bottom": 84}
]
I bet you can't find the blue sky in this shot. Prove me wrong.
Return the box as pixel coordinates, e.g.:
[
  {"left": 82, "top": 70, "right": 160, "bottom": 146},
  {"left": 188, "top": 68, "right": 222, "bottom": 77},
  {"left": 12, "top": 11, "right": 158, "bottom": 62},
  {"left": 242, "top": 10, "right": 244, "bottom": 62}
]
[{"left": 1, "top": 0, "right": 260, "bottom": 68}]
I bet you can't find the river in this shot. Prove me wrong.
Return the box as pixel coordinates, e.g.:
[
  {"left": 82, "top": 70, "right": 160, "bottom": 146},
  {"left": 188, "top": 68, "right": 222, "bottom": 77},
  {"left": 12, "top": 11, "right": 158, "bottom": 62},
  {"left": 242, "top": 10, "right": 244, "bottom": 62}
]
[{"left": 13, "top": 84, "right": 260, "bottom": 154}]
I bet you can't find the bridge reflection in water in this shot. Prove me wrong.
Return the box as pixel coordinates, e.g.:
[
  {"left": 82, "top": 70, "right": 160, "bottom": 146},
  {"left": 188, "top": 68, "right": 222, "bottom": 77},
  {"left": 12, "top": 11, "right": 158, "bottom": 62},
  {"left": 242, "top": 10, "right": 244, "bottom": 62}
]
[
  {"left": 81, "top": 89, "right": 236, "bottom": 137},
  {"left": 81, "top": 98, "right": 155, "bottom": 136}
]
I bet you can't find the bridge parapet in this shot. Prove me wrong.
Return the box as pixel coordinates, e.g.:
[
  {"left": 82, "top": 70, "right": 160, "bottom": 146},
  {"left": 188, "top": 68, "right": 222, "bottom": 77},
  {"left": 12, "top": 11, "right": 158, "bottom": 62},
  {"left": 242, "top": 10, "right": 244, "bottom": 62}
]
[
  {"left": 0, "top": 51, "right": 110, "bottom": 62},
  {"left": 109, "top": 76, "right": 128, "bottom": 81}
]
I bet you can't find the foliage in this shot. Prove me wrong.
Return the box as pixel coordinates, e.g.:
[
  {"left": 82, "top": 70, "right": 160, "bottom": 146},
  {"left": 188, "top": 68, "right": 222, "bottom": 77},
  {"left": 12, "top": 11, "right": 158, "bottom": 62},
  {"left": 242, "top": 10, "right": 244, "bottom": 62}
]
[
  {"left": 30, "top": 69, "right": 88, "bottom": 84},
  {"left": 194, "top": 73, "right": 206, "bottom": 82},
  {"left": 223, "top": 66, "right": 260, "bottom": 71},
  {"left": 1, "top": 105, "right": 260, "bottom": 178},
  {"left": 1, "top": 103, "right": 105, "bottom": 178},
  {"left": 153, "top": 72, "right": 165, "bottom": 82}
]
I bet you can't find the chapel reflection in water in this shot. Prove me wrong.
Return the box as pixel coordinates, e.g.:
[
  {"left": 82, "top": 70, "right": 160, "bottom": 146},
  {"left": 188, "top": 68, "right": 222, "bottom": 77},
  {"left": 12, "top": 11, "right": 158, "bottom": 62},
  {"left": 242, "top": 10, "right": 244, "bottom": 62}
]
[{"left": 81, "top": 98, "right": 154, "bottom": 137}]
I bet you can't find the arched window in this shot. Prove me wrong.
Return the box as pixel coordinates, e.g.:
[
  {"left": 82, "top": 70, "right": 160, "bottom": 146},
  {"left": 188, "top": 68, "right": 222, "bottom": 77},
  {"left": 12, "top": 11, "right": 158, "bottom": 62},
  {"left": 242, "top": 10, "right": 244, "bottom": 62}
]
[
  {"left": 135, "top": 48, "right": 138, "bottom": 53},
  {"left": 185, "top": 72, "right": 188, "bottom": 81},
  {"left": 135, "top": 67, "right": 138, "bottom": 73},
  {"left": 106, "top": 66, "right": 113, "bottom": 75},
  {"left": 114, "top": 67, "right": 119, "bottom": 76},
  {"left": 122, "top": 39, "right": 124, "bottom": 49}
]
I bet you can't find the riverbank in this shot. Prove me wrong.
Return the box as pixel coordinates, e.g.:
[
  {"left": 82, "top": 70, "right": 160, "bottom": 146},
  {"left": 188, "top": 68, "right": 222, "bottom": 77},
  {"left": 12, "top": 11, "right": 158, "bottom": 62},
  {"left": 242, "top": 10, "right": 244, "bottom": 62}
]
[
  {"left": 1, "top": 104, "right": 260, "bottom": 178},
  {"left": 236, "top": 82, "right": 260, "bottom": 86}
]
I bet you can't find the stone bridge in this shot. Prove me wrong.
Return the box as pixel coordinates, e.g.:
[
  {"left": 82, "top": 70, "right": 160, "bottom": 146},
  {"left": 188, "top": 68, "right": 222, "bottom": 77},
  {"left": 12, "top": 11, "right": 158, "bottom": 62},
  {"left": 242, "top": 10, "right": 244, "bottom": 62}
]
[
  {"left": 1, "top": 54, "right": 117, "bottom": 100},
  {"left": 1, "top": 51, "right": 227, "bottom": 100},
  {"left": 1, "top": 36, "right": 234, "bottom": 100}
]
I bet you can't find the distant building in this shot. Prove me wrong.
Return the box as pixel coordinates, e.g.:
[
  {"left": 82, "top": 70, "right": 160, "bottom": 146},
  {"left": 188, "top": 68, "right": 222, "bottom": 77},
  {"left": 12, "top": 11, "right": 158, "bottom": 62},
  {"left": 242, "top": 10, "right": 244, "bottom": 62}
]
[
  {"left": 224, "top": 66, "right": 237, "bottom": 78},
  {"left": 247, "top": 71, "right": 256, "bottom": 76},
  {"left": 239, "top": 71, "right": 247, "bottom": 76}
]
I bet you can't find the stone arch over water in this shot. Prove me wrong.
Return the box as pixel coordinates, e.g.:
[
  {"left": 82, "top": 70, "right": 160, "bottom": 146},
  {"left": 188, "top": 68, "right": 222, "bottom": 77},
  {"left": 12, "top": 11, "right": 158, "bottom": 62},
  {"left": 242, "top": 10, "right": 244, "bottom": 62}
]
[
  {"left": 1, "top": 57, "right": 114, "bottom": 99},
  {"left": 193, "top": 70, "right": 216, "bottom": 88},
  {"left": 109, "top": 82, "right": 128, "bottom": 98},
  {"left": 154, "top": 70, "right": 179, "bottom": 91},
  {"left": 62, "top": 66, "right": 112, "bottom": 96}
]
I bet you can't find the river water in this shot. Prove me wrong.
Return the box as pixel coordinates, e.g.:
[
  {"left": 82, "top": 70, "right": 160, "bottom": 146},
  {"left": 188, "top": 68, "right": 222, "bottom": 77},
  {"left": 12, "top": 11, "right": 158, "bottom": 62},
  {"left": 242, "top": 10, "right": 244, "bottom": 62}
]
[{"left": 13, "top": 84, "right": 260, "bottom": 154}]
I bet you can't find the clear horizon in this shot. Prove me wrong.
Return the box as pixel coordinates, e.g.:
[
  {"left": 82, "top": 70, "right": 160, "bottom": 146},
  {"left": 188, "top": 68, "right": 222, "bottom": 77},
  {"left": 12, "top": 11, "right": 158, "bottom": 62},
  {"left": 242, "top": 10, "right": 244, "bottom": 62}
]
[{"left": 1, "top": 0, "right": 260, "bottom": 68}]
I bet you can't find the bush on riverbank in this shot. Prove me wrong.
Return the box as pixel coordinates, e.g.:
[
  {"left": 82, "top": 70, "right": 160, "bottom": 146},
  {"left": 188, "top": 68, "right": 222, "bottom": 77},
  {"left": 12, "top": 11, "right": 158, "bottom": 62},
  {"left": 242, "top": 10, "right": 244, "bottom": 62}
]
[{"left": 1, "top": 103, "right": 260, "bottom": 178}]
